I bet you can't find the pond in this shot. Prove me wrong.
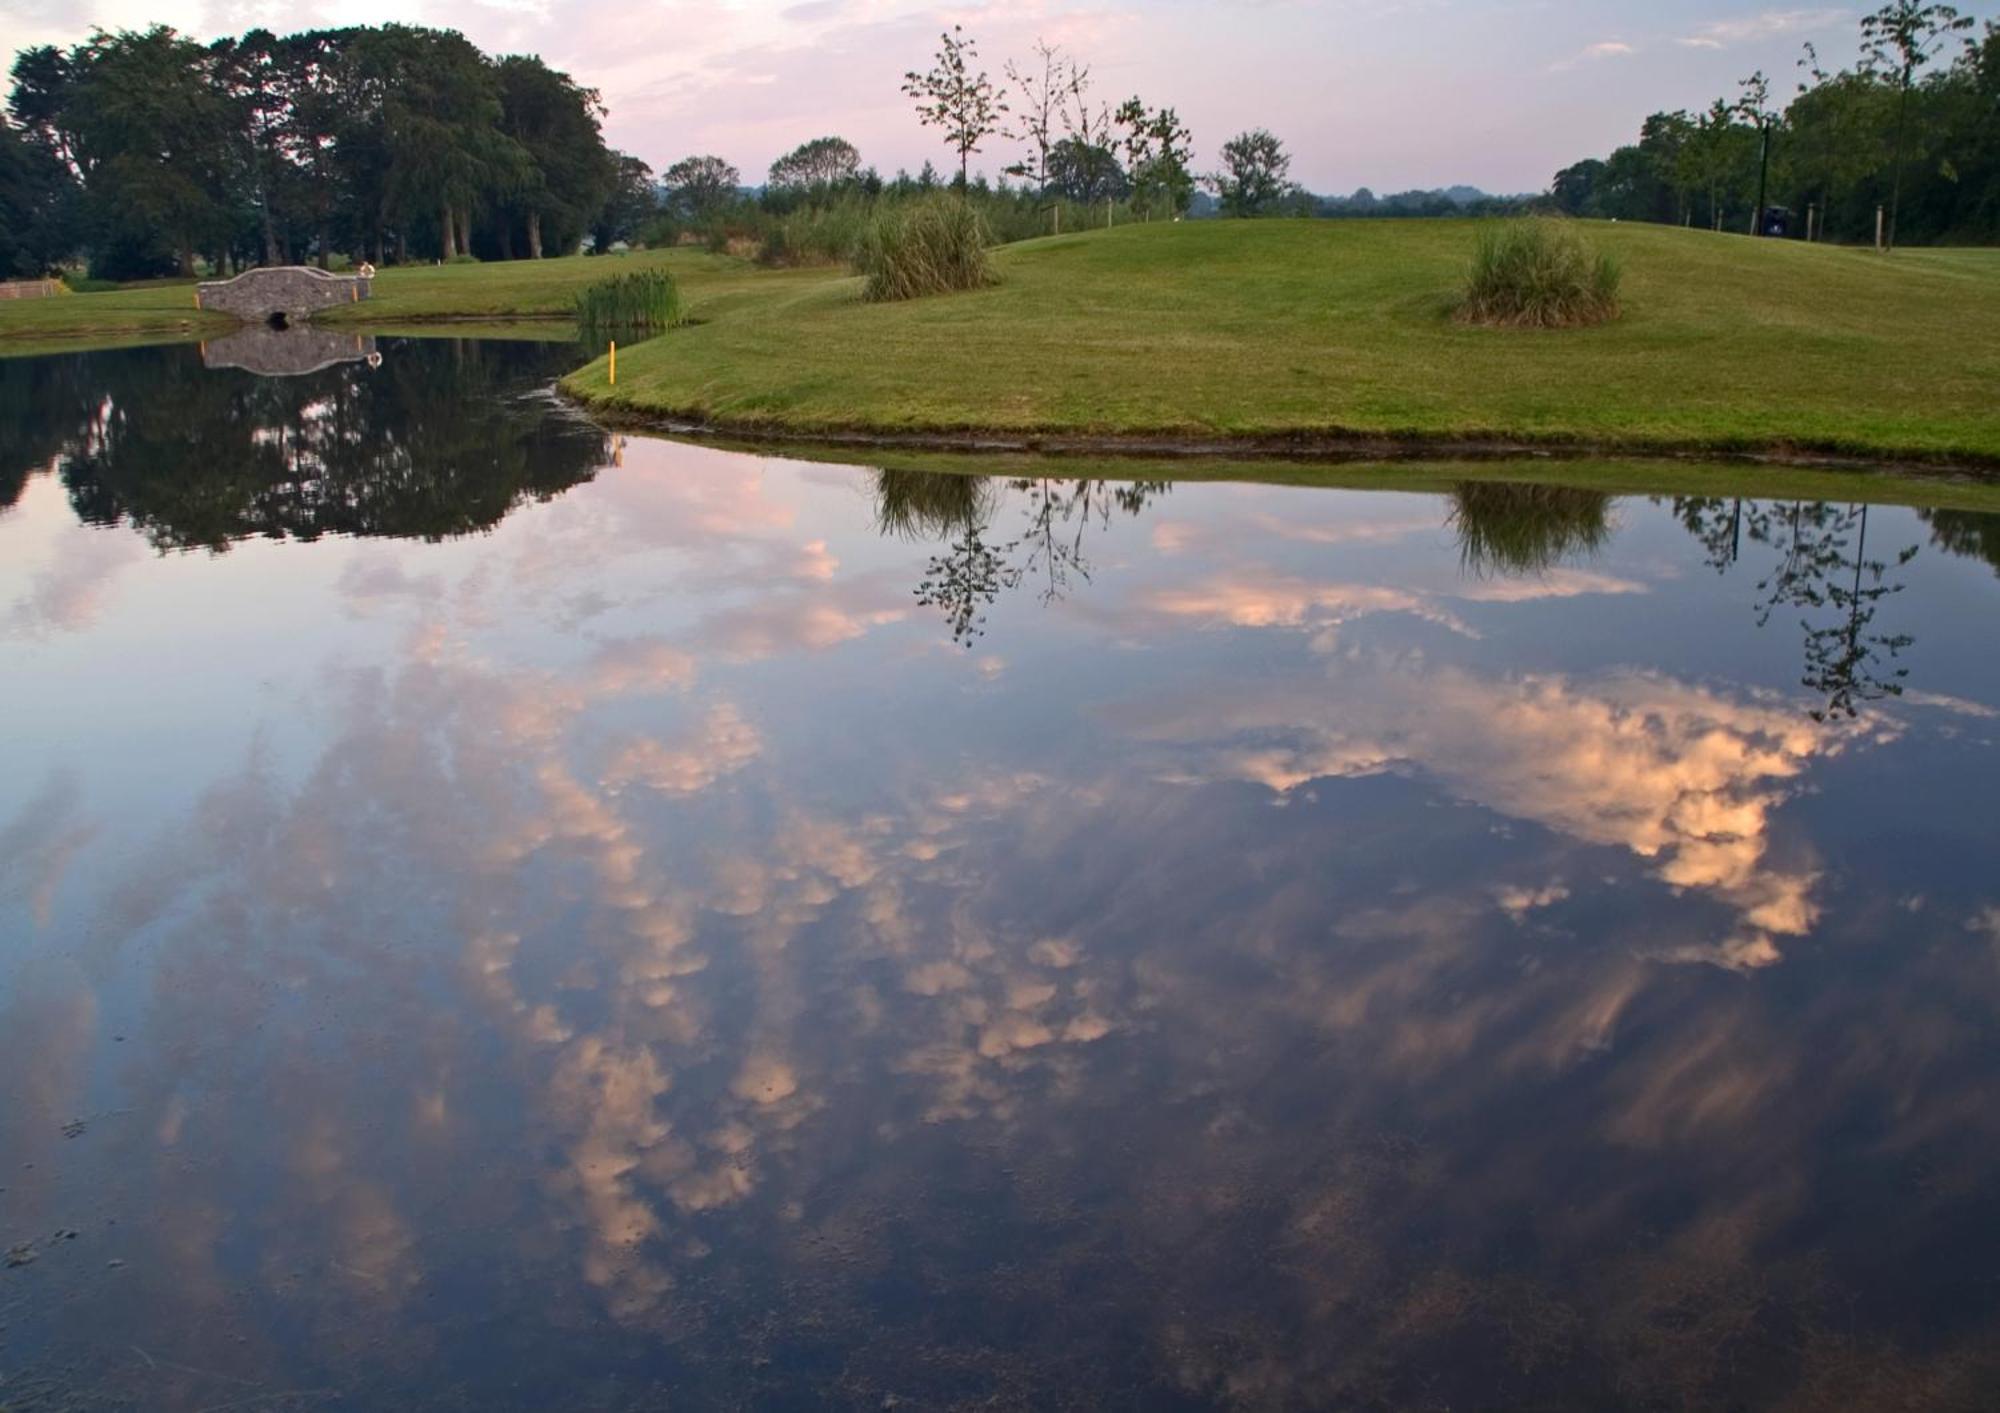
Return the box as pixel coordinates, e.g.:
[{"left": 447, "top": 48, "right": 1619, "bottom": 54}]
[{"left": 4, "top": 338, "right": 2000, "bottom": 1410}]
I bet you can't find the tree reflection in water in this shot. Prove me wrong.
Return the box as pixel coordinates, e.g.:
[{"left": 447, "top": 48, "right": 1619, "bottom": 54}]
[
  {"left": 1, "top": 339, "right": 608, "bottom": 551},
  {"left": 1673, "top": 497, "right": 1920, "bottom": 720},
  {"left": 874, "top": 467, "right": 1169, "bottom": 644}
]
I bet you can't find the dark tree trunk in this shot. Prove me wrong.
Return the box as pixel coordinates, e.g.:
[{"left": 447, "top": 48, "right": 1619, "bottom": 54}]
[
  {"left": 440, "top": 204, "right": 456, "bottom": 259},
  {"left": 497, "top": 219, "right": 514, "bottom": 261}
]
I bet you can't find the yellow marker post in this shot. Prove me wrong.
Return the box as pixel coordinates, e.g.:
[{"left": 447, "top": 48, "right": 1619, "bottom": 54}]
[
  {"left": 609, "top": 340, "right": 617, "bottom": 386},
  {"left": 193, "top": 289, "right": 202, "bottom": 310}
]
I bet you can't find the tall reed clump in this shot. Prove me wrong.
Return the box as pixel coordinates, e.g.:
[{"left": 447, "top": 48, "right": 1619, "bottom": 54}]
[
  {"left": 574, "top": 269, "right": 684, "bottom": 331},
  {"left": 1458, "top": 218, "right": 1621, "bottom": 328},
  {"left": 859, "top": 196, "right": 997, "bottom": 302}
]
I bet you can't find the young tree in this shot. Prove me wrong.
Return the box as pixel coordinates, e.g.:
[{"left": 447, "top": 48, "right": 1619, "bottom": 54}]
[
  {"left": 1209, "top": 128, "right": 1295, "bottom": 217},
  {"left": 902, "top": 25, "right": 1005, "bottom": 188},
  {"left": 1113, "top": 97, "right": 1194, "bottom": 219},
  {"left": 767, "top": 136, "right": 860, "bottom": 193},
  {"left": 1861, "top": 0, "right": 1975, "bottom": 247},
  {"left": 662, "top": 154, "right": 739, "bottom": 221},
  {"left": 1000, "top": 39, "right": 1087, "bottom": 201}
]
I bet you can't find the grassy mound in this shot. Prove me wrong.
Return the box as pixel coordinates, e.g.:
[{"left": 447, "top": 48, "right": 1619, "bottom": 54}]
[
  {"left": 1459, "top": 219, "right": 1621, "bottom": 328},
  {"left": 563, "top": 220, "right": 2000, "bottom": 462},
  {"left": 574, "top": 269, "right": 683, "bottom": 331},
  {"left": 860, "top": 197, "right": 997, "bottom": 302}
]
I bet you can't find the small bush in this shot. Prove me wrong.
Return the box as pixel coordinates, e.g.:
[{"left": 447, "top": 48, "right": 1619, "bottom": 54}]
[
  {"left": 61, "top": 276, "right": 118, "bottom": 294},
  {"left": 859, "top": 196, "right": 997, "bottom": 302},
  {"left": 444, "top": 252, "right": 481, "bottom": 265},
  {"left": 1459, "top": 218, "right": 1620, "bottom": 328},
  {"left": 574, "top": 269, "right": 685, "bottom": 331}
]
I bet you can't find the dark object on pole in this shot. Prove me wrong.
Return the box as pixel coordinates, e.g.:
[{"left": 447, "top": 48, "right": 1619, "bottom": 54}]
[{"left": 1761, "top": 207, "right": 1793, "bottom": 238}]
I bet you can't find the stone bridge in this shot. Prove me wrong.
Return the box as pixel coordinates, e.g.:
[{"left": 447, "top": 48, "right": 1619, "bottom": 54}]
[{"left": 195, "top": 265, "right": 371, "bottom": 326}]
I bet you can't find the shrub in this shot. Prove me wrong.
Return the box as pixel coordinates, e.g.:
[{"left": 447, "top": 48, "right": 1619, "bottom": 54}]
[
  {"left": 859, "top": 196, "right": 997, "bottom": 302},
  {"left": 1458, "top": 218, "right": 1620, "bottom": 328},
  {"left": 444, "top": 252, "right": 481, "bottom": 265},
  {"left": 574, "top": 269, "right": 684, "bottom": 331}
]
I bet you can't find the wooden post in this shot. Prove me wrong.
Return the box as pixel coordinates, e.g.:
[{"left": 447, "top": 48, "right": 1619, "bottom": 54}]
[
  {"left": 1875, "top": 204, "right": 1885, "bottom": 252},
  {"left": 609, "top": 341, "right": 616, "bottom": 386}
]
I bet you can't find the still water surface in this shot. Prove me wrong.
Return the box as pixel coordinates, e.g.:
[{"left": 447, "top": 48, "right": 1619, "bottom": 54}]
[{"left": 4, "top": 340, "right": 2000, "bottom": 1410}]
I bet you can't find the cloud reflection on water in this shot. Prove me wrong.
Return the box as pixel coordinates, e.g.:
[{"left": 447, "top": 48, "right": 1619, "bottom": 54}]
[{"left": 4, "top": 422, "right": 2000, "bottom": 1407}]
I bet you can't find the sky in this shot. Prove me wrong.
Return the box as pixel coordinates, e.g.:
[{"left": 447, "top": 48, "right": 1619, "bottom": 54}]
[{"left": 3, "top": 1, "right": 1995, "bottom": 195}]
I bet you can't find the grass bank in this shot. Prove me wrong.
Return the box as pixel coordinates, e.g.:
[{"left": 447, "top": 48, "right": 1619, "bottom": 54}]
[
  {"left": 562, "top": 220, "right": 2000, "bottom": 467},
  {"left": 8, "top": 224, "right": 1999, "bottom": 469},
  {"left": 0, "top": 250, "right": 809, "bottom": 354}
]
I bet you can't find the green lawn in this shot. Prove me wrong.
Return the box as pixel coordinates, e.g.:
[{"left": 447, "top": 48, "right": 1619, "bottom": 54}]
[
  {"left": 561, "top": 220, "right": 2000, "bottom": 464},
  {"left": 0, "top": 280, "right": 228, "bottom": 351},
  {"left": 0, "top": 249, "right": 805, "bottom": 353},
  {"left": 8, "top": 222, "right": 1999, "bottom": 466}
]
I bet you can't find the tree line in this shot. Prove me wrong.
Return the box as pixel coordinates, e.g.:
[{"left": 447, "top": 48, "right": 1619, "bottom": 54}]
[
  {"left": 1549, "top": 5, "right": 1999, "bottom": 246},
  {"left": 1, "top": 24, "right": 657, "bottom": 280}
]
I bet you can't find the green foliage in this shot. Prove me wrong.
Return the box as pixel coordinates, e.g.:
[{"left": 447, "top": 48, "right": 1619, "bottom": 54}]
[
  {"left": 663, "top": 154, "right": 740, "bottom": 223},
  {"left": 573, "top": 268, "right": 683, "bottom": 330},
  {"left": 1113, "top": 98, "right": 1196, "bottom": 219},
  {"left": 1459, "top": 219, "right": 1622, "bottom": 328},
  {"left": 859, "top": 195, "right": 996, "bottom": 301},
  {"left": 901, "top": 25, "right": 1006, "bottom": 187},
  {"left": 1210, "top": 129, "right": 1296, "bottom": 217},
  {"left": 7, "top": 23, "right": 628, "bottom": 273},
  {"left": 756, "top": 196, "right": 875, "bottom": 267},
  {"left": 768, "top": 137, "right": 862, "bottom": 194},
  {"left": 1553, "top": 13, "right": 2000, "bottom": 245}
]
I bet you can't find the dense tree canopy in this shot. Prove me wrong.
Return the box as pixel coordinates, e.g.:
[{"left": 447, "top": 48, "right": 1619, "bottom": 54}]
[
  {"left": 1548, "top": 13, "right": 2000, "bottom": 244},
  {"left": 767, "top": 137, "right": 861, "bottom": 193},
  {"left": 1209, "top": 129, "right": 1296, "bottom": 217},
  {"left": 6, "top": 23, "right": 644, "bottom": 276}
]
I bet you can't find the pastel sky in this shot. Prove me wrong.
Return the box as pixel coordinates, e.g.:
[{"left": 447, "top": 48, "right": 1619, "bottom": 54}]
[{"left": 4, "top": 2, "right": 1993, "bottom": 194}]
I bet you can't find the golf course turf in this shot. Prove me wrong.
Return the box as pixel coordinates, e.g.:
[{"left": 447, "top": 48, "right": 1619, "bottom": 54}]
[
  {"left": 558, "top": 220, "right": 2000, "bottom": 466},
  {"left": 7, "top": 219, "right": 1998, "bottom": 468}
]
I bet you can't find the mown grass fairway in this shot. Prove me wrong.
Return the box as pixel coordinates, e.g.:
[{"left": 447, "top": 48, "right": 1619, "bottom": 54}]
[{"left": 562, "top": 220, "right": 2000, "bottom": 463}]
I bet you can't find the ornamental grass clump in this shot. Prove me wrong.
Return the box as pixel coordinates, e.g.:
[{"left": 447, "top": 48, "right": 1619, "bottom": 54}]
[
  {"left": 859, "top": 196, "right": 997, "bottom": 302},
  {"left": 1459, "top": 218, "right": 1621, "bottom": 329},
  {"left": 574, "top": 269, "right": 684, "bottom": 331}
]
